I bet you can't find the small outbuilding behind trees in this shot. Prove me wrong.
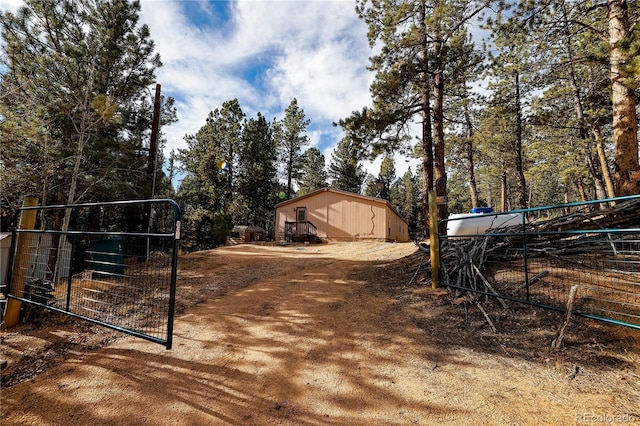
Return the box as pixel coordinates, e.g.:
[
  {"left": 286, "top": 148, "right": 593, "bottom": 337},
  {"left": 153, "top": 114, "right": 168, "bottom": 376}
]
[
  {"left": 226, "top": 225, "right": 268, "bottom": 245},
  {"left": 274, "top": 188, "right": 410, "bottom": 243}
]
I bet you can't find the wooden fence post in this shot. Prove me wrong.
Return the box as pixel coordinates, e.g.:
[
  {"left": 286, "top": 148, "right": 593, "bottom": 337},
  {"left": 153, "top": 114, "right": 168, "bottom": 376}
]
[
  {"left": 2, "top": 196, "right": 39, "bottom": 329},
  {"left": 429, "top": 191, "right": 440, "bottom": 289}
]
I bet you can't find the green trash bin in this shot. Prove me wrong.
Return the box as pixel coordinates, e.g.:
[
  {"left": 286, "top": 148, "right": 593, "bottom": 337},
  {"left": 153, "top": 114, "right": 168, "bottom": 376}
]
[{"left": 89, "top": 238, "right": 124, "bottom": 276}]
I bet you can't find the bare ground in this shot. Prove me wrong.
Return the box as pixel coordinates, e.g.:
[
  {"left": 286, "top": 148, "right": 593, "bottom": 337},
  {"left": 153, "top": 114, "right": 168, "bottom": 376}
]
[{"left": 1, "top": 242, "right": 639, "bottom": 425}]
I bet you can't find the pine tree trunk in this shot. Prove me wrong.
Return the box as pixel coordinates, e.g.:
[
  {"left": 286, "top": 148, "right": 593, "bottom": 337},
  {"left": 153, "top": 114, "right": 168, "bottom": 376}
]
[
  {"left": 420, "top": 99, "right": 433, "bottom": 231},
  {"left": 584, "top": 152, "right": 607, "bottom": 202},
  {"left": 419, "top": 0, "right": 433, "bottom": 232},
  {"left": 561, "top": 4, "right": 609, "bottom": 203},
  {"left": 514, "top": 72, "right": 527, "bottom": 209},
  {"left": 575, "top": 177, "right": 589, "bottom": 204},
  {"left": 501, "top": 169, "right": 508, "bottom": 212},
  {"left": 287, "top": 149, "right": 294, "bottom": 199},
  {"left": 54, "top": 55, "right": 97, "bottom": 282},
  {"left": 432, "top": 3, "right": 447, "bottom": 231},
  {"left": 464, "top": 96, "right": 479, "bottom": 208},
  {"left": 434, "top": 68, "right": 448, "bottom": 228},
  {"left": 608, "top": 0, "right": 640, "bottom": 195},
  {"left": 593, "top": 124, "right": 616, "bottom": 198}
]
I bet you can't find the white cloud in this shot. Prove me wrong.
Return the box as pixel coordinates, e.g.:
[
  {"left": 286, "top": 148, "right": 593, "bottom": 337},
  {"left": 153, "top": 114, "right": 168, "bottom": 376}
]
[
  {"left": 6, "top": 0, "right": 408, "bottom": 185},
  {"left": 139, "top": 0, "right": 376, "bottom": 165},
  {"left": 269, "top": 38, "right": 373, "bottom": 120},
  {"left": 0, "top": 0, "right": 21, "bottom": 12}
]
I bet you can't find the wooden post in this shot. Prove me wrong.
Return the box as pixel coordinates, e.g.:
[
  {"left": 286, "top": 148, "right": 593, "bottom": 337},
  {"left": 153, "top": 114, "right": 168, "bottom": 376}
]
[
  {"left": 2, "top": 196, "right": 39, "bottom": 329},
  {"left": 429, "top": 191, "right": 440, "bottom": 289},
  {"left": 147, "top": 83, "right": 161, "bottom": 198},
  {"left": 551, "top": 285, "right": 579, "bottom": 349},
  {"left": 144, "top": 84, "right": 162, "bottom": 257}
]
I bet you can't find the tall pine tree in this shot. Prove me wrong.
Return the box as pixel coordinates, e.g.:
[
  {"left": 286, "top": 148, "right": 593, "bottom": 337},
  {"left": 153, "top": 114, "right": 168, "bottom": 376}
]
[
  {"left": 237, "top": 113, "right": 278, "bottom": 231},
  {"left": 274, "top": 98, "right": 310, "bottom": 199},
  {"left": 341, "top": 0, "right": 496, "bottom": 231},
  {"left": 0, "top": 0, "right": 167, "bottom": 212},
  {"left": 297, "top": 147, "right": 328, "bottom": 195},
  {"left": 176, "top": 99, "right": 244, "bottom": 248},
  {"left": 328, "top": 137, "right": 366, "bottom": 194}
]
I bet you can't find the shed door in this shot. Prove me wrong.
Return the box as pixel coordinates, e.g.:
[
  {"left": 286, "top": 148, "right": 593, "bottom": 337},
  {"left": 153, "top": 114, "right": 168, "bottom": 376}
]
[{"left": 297, "top": 207, "right": 307, "bottom": 222}]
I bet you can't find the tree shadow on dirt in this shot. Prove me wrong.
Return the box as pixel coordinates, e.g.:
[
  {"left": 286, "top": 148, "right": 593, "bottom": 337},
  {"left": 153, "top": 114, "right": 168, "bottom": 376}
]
[
  {"left": 2, "top": 243, "right": 639, "bottom": 424},
  {"left": 352, "top": 249, "right": 640, "bottom": 418},
  {"left": 360, "top": 249, "right": 639, "bottom": 372}
]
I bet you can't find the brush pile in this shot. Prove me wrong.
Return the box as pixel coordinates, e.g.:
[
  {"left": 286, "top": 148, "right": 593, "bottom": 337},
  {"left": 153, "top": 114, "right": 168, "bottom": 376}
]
[{"left": 432, "top": 198, "right": 640, "bottom": 331}]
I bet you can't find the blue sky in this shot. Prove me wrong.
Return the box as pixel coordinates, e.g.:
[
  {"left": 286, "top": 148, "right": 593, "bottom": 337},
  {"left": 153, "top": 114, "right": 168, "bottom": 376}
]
[{"left": 1, "top": 0, "right": 421, "bottom": 185}]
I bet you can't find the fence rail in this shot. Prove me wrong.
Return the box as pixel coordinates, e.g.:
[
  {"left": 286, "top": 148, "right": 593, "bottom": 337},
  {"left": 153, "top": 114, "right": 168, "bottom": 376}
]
[
  {"left": 439, "top": 195, "right": 640, "bottom": 330},
  {"left": 284, "top": 221, "right": 318, "bottom": 242},
  {"left": 4, "top": 199, "right": 181, "bottom": 349}
]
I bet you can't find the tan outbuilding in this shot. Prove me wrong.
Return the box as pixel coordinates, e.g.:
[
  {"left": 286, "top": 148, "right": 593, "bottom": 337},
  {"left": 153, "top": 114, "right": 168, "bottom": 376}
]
[
  {"left": 274, "top": 188, "right": 410, "bottom": 243},
  {"left": 225, "top": 225, "right": 268, "bottom": 245}
]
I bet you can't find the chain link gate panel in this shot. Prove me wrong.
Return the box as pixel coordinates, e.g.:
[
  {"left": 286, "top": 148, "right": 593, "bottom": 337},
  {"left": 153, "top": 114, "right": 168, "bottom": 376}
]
[{"left": 4, "top": 199, "right": 181, "bottom": 349}]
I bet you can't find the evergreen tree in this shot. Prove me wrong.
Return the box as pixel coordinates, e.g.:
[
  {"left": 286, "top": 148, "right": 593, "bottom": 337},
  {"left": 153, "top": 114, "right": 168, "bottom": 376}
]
[
  {"left": 341, "top": 0, "right": 495, "bottom": 231},
  {"left": 484, "top": 12, "right": 535, "bottom": 209},
  {"left": 442, "top": 28, "right": 484, "bottom": 209},
  {"left": 364, "top": 155, "right": 396, "bottom": 200},
  {"left": 296, "top": 147, "right": 328, "bottom": 195},
  {"left": 236, "top": 113, "right": 278, "bottom": 232},
  {"left": 176, "top": 99, "right": 244, "bottom": 248},
  {"left": 474, "top": 104, "right": 519, "bottom": 211},
  {"left": 363, "top": 173, "right": 379, "bottom": 198},
  {"left": 390, "top": 168, "right": 424, "bottom": 239},
  {"left": 378, "top": 155, "right": 396, "bottom": 201},
  {"left": 274, "top": 98, "right": 310, "bottom": 199},
  {"left": 328, "top": 137, "right": 366, "bottom": 194},
  {"left": 212, "top": 99, "right": 245, "bottom": 202},
  {"left": 0, "top": 0, "right": 167, "bottom": 213},
  {"left": 512, "top": 0, "right": 613, "bottom": 203}
]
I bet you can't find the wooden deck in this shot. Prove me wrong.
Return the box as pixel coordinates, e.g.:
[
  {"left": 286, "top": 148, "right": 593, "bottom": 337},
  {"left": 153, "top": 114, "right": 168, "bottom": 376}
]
[{"left": 284, "top": 221, "right": 322, "bottom": 243}]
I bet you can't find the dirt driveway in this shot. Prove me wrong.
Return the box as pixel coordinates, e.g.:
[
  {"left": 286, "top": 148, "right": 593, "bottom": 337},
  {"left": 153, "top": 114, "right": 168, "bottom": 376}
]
[{"left": 1, "top": 242, "right": 639, "bottom": 425}]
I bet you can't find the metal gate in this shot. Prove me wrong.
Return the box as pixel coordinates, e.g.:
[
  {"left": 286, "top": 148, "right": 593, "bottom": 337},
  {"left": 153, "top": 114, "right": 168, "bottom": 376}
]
[
  {"left": 4, "top": 199, "right": 181, "bottom": 349},
  {"left": 439, "top": 195, "right": 640, "bottom": 330}
]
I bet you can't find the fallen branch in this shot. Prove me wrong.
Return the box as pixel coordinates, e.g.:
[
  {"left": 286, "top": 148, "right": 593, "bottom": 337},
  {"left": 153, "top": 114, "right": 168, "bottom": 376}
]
[
  {"left": 512, "top": 270, "right": 549, "bottom": 295},
  {"left": 471, "top": 264, "right": 508, "bottom": 309},
  {"left": 474, "top": 300, "right": 497, "bottom": 333},
  {"left": 408, "top": 253, "right": 426, "bottom": 286}
]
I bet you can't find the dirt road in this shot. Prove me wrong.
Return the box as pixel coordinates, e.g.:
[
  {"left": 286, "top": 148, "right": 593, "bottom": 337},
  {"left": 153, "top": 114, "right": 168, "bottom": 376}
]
[{"left": 1, "top": 243, "right": 639, "bottom": 425}]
